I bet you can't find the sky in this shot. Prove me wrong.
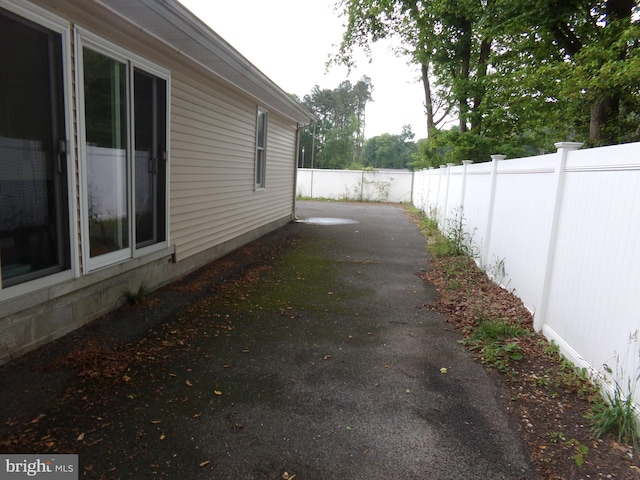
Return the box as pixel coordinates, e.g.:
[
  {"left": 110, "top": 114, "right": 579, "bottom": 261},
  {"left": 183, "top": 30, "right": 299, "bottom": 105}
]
[{"left": 177, "top": 0, "right": 428, "bottom": 140}]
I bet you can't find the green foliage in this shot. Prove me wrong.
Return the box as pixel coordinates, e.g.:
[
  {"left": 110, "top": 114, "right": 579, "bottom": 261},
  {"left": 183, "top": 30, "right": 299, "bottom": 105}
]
[
  {"left": 549, "top": 431, "right": 566, "bottom": 444},
  {"left": 588, "top": 382, "right": 640, "bottom": 449},
  {"left": 363, "top": 126, "right": 417, "bottom": 169},
  {"left": 335, "top": 0, "right": 640, "bottom": 156},
  {"left": 462, "top": 318, "right": 529, "bottom": 373},
  {"left": 299, "top": 77, "right": 373, "bottom": 169},
  {"left": 416, "top": 212, "right": 440, "bottom": 238},
  {"left": 540, "top": 340, "right": 600, "bottom": 401},
  {"left": 587, "top": 333, "right": 640, "bottom": 450},
  {"left": 121, "top": 283, "right": 148, "bottom": 306},
  {"left": 487, "top": 0, "right": 640, "bottom": 145},
  {"left": 568, "top": 439, "right": 589, "bottom": 467},
  {"left": 411, "top": 127, "right": 545, "bottom": 168}
]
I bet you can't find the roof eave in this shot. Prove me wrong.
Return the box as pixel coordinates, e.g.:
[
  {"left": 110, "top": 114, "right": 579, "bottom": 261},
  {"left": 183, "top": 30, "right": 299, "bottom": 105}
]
[{"left": 95, "top": 0, "right": 315, "bottom": 124}]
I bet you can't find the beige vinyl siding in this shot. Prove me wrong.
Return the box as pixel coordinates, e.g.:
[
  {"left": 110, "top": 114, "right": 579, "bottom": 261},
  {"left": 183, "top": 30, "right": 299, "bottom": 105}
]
[{"left": 170, "top": 70, "right": 296, "bottom": 262}]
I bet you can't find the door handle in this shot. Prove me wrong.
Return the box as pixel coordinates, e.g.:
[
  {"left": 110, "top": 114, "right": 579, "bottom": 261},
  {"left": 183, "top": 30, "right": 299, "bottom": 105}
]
[{"left": 148, "top": 157, "right": 158, "bottom": 174}]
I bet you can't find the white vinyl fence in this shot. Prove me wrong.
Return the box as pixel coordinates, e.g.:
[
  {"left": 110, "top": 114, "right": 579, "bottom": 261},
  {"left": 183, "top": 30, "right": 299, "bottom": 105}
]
[
  {"left": 297, "top": 168, "right": 413, "bottom": 203},
  {"left": 413, "top": 142, "right": 640, "bottom": 406}
]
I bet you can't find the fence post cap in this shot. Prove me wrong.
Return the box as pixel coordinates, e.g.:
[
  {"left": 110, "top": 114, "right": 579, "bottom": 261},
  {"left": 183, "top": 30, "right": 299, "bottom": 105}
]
[
  {"left": 462, "top": 160, "right": 473, "bottom": 165},
  {"left": 554, "top": 142, "right": 583, "bottom": 151},
  {"left": 490, "top": 154, "right": 507, "bottom": 161}
]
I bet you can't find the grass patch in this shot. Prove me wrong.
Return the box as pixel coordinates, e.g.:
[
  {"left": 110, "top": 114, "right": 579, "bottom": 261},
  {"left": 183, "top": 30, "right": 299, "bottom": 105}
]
[
  {"left": 588, "top": 384, "right": 639, "bottom": 449},
  {"left": 462, "top": 318, "right": 530, "bottom": 373}
]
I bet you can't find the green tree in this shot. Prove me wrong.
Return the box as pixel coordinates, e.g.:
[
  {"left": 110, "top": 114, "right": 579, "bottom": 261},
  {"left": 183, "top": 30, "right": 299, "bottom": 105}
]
[
  {"left": 335, "top": 0, "right": 493, "bottom": 137},
  {"left": 335, "top": 0, "right": 640, "bottom": 151},
  {"left": 300, "top": 77, "right": 373, "bottom": 169},
  {"left": 363, "top": 125, "right": 417, "bottom": 169},
  {"left": 487, "top": 0, "right": 640, "bottom": 145},
  {"left": 410, "top": 127, "right": 537, "bottom": 169}
]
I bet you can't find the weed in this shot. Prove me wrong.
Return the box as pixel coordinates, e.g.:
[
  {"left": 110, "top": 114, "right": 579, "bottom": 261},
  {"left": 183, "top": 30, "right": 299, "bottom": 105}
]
[
  {"left": 549, "top": 431, "right": 566, "bottom": 444},
  {"left": 484, "top": 255, "right": 511, "bottom": 289},
  {"left": 462, "top": 319, "right": 529, "bottom": 373},
  {"left": 568, "top": 438, "right": 589, "bottom": 466},
  {"left": 539, "top": 340, "right": 599, "bottom": 401},
  {"left": 543, "top": 339, "right": 561, "bottom": 358},
  {"left": 587, "top": 331, "right": 640, "bottom": 450},
  {"left": 441, "top": 212, "right": 478, "bottom": 258},
  {"left": 121, "top": 283, "right": 148, "bottom": 306},
  {"left": 587, "top": 368, "right": 639, "bottom": 449},
  {"left": 471, "top": 318, "right": 529, "bottom": 341},
  {"left": 419, "top": 215, "right": 440, "bottom": 238}
]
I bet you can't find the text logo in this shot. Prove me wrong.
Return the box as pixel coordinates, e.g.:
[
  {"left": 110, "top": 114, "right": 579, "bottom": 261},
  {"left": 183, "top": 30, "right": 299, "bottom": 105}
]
[{"left": 0, "top": 455, "right": 78, "bottom": 479}]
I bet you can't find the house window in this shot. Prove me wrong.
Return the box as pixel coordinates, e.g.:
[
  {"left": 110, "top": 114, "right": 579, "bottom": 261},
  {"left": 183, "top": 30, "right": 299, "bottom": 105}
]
[
  {"left": 255, "top": 108, "right": 267, "bottom": 188},
  {"left": 79, "top": 33, "right": 168, "bottom": 270},
  {"left": 0, "top": 6, "right": 70, "bottom": 287}
]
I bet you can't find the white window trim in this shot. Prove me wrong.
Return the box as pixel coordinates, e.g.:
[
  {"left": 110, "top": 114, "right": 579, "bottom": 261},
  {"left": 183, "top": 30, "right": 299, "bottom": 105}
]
[
  {"left": 255, "top": 107, "right": 268, "bottom": 189},
  {"left": 75, "top": 27, "right": 171, "bottom": 273},
  {"left": 0, "top": 0, "right": 78, "bottom": 299}
]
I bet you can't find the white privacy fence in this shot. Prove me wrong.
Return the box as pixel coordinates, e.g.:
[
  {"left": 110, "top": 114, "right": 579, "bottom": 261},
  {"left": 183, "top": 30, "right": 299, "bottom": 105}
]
[
  {"left": 413, "top": 142, "right": 640, "bottom": 405},
  {"left": 297, "top": 169, "right": 414, "bottom": 203}
]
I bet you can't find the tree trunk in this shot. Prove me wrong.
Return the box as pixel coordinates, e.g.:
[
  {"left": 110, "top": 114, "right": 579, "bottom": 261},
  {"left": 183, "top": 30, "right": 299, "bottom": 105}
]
[
  {"left": 589, "top": 96, "right": 618, "bottom": 144},
  {"left": 471, "top": 37, "right": 491, "bottom": 132},
  {"left": 458, "top": 19, "right": 472, "bottom": 133},
  {"left": 588, "top": 0, "right": 632, "bottom": 144},
  {"left": 421, "top": 62, "right": 436, "bottom": 136}
]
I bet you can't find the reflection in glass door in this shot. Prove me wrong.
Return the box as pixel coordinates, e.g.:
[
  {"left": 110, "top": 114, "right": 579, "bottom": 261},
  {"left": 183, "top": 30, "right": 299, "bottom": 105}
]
[
  {"left": 0, "top": 8, "right": 70, "bottom": 287},
  {"left": 83, "top": 48, "right": 129, "bottom": 258},
  {"left": 134, "top": 69, "right": 166, "bottom": 249}
]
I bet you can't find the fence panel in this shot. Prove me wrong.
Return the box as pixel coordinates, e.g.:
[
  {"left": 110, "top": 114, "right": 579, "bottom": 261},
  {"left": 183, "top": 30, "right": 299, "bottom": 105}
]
[
  {"left": 414, "top": 142, "right": 640, "bottom": 405},
  {"left": 542, "top": 143, "right": 640, "bottom": 401},
  {"left": 297, "top": 169, "right": 413, "bottom": 203},
  {"left": 486, "top": 155, "right": 557, "bottom": 306},
  {"left": 460, "top": 162, "right": 492, "bottom": 261}
]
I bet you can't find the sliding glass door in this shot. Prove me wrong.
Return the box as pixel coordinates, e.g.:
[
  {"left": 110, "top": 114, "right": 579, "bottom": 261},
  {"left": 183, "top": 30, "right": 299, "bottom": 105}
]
[
  {"left": 134, "top": 68, "right": 166, "bottom": 249},
  {"left": 81, "top": 41, "right": 168, "bottom": 269},
  {"left": 0, "top": 7, "right": 70, "bottom": 287}
]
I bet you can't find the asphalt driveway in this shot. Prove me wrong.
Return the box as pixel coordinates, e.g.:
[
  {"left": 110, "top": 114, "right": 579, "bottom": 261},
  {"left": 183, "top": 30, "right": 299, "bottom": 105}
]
[{"left": 0, "top": 201, "right": 536, "bottom": 479}]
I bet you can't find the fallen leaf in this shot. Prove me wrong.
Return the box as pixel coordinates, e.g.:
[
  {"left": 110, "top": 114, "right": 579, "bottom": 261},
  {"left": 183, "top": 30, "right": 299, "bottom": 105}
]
[
  {"left": 440, "top": 367, "right": 448, "bottom": 374},
  {"left": 77, "top": 433, "right": 85, "bottom": 441},
  {"left": 160, "top": 434, "right": 166, "bottom": 440},
  {"left": 214, "top": 390, "right": 222, "bottom": 396},
  {"left": 30, "top": 414, "right": 46, "bottom": 424},
  {"left": 199, "top": 460, "right": 210, "bottom": 468},
  {"left": 186, "top": 380, "right": 193, "bottom": 387}
]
